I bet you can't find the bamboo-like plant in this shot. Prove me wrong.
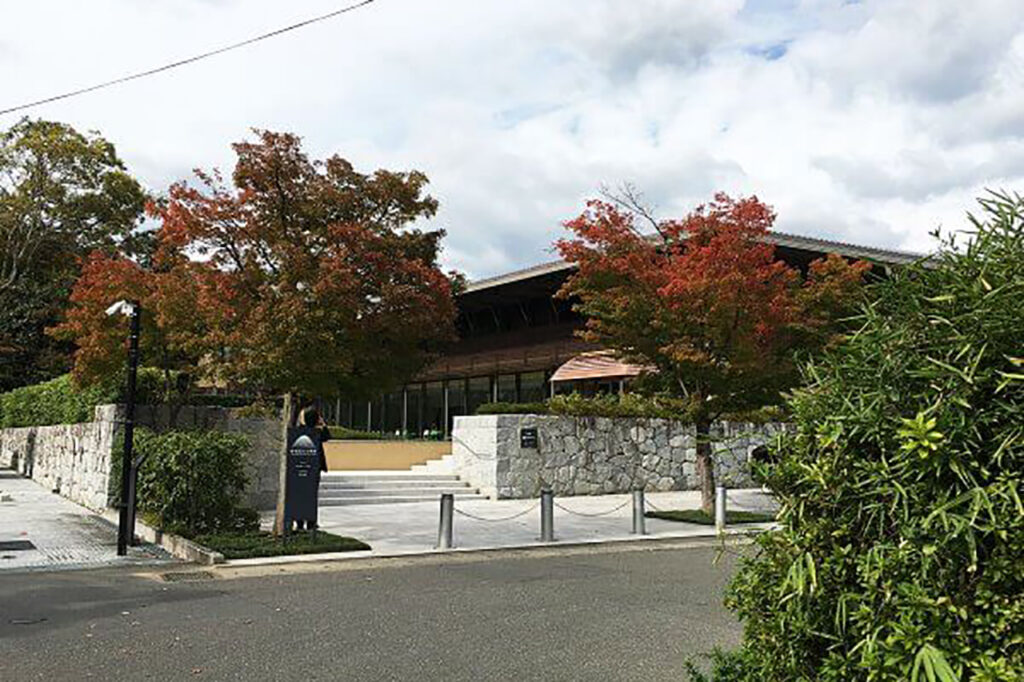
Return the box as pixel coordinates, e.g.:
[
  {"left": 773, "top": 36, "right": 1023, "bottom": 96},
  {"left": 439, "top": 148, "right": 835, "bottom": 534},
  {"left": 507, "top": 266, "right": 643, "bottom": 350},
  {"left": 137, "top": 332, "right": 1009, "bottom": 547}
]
[{"left": 699, "top": 192, "right": 1024, "bottom": 680}]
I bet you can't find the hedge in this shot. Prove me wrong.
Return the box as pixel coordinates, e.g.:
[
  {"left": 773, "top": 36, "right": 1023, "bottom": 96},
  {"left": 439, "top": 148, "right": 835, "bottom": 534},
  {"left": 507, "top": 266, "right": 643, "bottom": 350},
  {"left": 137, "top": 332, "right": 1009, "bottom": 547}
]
[
  {"left": 0, "top": 369, "right": 270, "bottom": 429},
  {"left": 475, "top": 394, "right": 788, "bottom": 423},
  {"left": 0, "top": 374, "right": 118, "bottom": 429}
]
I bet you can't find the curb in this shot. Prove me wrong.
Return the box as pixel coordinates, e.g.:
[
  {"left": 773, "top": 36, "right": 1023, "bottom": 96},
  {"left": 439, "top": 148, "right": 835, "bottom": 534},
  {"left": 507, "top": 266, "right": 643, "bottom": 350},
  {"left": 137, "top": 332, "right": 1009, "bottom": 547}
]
[
  {"left": 217, "top": 524, "right": 771, "bottom": 570},
  {"left": 99, "top": 510, "right": 224, "bottom": 565}
]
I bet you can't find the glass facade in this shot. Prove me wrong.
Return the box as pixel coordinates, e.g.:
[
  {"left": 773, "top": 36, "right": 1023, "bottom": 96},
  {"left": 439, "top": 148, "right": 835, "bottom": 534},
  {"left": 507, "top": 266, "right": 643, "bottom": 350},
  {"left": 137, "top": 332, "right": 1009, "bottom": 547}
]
[
  {"left": 466, "top": 377, "right": 492, "bottom": 418},
  {"left": 519, "top": 371, "right": 548, "bottom": 402},
  {"left": 383, "top": 391, "right": 403, "bottom": 435},
  {"left": 328, "top": 370, "right": 555, "bottom": 440},
  {"left": 423, "top": 382, "right": 445, "bottom": 436},
  {"left": 446, "top": 379, "right": 466, "bottom": 435},
  {"left": 497, "top": 374, "right": 517, "bottom": 403}
]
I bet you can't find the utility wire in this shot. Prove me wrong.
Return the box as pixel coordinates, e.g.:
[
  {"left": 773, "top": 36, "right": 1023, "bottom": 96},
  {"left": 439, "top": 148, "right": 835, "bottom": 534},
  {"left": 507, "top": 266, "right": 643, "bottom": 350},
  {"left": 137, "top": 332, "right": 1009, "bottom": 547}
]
[{"left": 0, "top": 0, "right": 377, "bottom": 116}]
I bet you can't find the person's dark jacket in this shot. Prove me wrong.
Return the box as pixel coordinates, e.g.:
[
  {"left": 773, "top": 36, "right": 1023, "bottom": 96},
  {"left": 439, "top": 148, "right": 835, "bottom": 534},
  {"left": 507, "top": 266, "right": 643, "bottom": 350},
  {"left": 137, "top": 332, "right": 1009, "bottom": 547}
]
[{"left": 317, "top": 425, "right": 331, "bottom": 473}]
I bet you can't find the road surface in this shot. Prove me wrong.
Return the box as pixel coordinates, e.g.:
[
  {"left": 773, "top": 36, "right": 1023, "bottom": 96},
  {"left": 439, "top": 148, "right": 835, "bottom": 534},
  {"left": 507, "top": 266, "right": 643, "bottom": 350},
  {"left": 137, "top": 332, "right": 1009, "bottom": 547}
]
[{"left": 0, "top": 540, "right": 748, "bottom": 681}]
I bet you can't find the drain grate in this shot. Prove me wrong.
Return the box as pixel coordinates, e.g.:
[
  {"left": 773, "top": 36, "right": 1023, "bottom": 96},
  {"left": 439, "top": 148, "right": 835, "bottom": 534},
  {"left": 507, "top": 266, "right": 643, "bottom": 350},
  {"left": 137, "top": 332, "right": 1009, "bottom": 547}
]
[
  {"left": 161, "top": 571, "right": 216, "bottom": 583},
  {"left": 0, "top": 540, "right": 35, "bottom": 551}
]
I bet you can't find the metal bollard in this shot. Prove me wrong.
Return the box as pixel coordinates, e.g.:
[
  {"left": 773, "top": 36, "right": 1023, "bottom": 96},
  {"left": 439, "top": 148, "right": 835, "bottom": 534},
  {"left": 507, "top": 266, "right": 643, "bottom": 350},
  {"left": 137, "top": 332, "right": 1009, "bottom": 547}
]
[
  {"left": 540, "top": 488, "right": 554, "bottom": 542},
  {"left": 632, "top": 489, "right": 646, "bottom": 535},
  {"left": 715, "top": 484, "right": 727, "bottom": 534},
  {"left": 437, "top": 493, "right": 454, "bottom": 549}
]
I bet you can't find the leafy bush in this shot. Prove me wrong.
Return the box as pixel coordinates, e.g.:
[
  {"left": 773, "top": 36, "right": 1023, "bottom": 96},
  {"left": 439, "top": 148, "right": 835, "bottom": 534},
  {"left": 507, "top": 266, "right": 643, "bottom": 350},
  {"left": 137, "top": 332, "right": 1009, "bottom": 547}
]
[
  {"left": 711, "top": 194, "right": 1024, "bottom": 680},
  {"left": 130, "top": 428, "right": 257, "bottom": 537}
]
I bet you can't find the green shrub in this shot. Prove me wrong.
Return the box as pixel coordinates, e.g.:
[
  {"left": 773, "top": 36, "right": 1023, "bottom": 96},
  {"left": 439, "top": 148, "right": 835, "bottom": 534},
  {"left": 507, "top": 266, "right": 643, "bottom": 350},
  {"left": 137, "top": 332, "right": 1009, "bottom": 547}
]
[
  {"left": 130, "top": 428, "right": 257, "bottom": 537},
  {"left": 711, "top": 193, "right": 1024, "bottom": 680}
]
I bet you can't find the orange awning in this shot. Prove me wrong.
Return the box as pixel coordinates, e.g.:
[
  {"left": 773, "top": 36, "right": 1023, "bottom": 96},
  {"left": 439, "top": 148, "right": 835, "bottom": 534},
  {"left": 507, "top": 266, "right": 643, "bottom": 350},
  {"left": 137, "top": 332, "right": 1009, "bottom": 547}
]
[{"left": 549, "top": 351, "right": 649, "bottom": 383}]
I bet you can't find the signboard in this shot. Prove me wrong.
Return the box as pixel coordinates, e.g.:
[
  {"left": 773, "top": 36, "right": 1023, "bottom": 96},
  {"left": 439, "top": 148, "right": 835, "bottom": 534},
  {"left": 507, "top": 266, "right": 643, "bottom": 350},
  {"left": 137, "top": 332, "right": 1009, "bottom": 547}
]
[
  {"left": 285, "top": 426, "right": 321, "bottom": 528},
  {"left": 520, "top": 427, "right": 538, "bottom": 449}
]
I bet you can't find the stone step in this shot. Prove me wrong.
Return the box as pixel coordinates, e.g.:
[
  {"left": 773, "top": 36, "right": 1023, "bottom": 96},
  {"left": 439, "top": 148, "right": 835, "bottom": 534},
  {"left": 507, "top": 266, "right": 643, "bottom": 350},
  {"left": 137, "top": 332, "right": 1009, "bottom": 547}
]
[
  {"left": 320, "top": 486, "right": 474, "bottom": 498},
  {"left": 319, "top": 492, "right": 488, "bottom": 506},
  {"left": 320, "top": 480, "right": 473, "bottom": 491},
  {"left": 322, "top": 472, "right": 461, "bottom": 483},
  {"left": 410, "top": 454, "right": 456, "bottom": 473}
]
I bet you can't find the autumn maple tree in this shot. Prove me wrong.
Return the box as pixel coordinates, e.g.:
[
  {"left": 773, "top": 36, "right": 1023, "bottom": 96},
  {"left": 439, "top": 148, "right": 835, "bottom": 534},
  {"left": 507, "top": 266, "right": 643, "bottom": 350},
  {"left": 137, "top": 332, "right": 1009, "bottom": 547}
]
[
  {"left": 56, "top": 130, "right": 458, "bottom": 532},
  {"left": 556, "top": 193, "right": 869, "bottom": 513}
]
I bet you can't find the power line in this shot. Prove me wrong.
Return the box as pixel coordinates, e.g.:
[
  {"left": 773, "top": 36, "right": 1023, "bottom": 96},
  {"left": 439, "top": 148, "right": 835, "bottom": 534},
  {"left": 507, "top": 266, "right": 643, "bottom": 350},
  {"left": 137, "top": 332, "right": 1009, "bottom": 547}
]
[{"left": 0, "top": 0, "right": 378, "bottom": 117}]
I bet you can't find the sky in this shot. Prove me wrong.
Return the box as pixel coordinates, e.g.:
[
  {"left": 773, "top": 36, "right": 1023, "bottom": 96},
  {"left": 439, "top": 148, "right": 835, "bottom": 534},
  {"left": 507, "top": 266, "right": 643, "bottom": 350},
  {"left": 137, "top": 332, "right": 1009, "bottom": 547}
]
[{"left": 2, "top": 0, "right": 1024, "bottom": 279}]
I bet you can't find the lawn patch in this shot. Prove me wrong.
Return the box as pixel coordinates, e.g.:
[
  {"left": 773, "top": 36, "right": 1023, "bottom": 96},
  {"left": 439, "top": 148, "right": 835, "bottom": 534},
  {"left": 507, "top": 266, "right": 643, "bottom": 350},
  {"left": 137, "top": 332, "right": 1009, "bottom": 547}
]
[
  {"left": 645, "top": 509, "right": 775, "bottom": 525},
  {"left": 193, "top": 530, "right": 370, "bottom": 560}
]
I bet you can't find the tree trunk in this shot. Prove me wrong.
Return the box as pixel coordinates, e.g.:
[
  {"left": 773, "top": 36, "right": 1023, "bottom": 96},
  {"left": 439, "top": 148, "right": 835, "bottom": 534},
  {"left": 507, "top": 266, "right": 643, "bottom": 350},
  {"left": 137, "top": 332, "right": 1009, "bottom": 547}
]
[
  {"left": 695, "top": 415, "right": 715, "bottom": 516},
  {"left": 273, "top": 392, "right": 300, "bottom": 536}
]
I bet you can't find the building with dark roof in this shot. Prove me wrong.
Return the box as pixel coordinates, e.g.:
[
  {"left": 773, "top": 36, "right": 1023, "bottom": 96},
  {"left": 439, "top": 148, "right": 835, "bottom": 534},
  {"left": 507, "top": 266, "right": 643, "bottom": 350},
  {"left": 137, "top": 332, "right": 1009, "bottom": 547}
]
[{"left": 324, "top": 232, "right": 922, "bottom": 438}]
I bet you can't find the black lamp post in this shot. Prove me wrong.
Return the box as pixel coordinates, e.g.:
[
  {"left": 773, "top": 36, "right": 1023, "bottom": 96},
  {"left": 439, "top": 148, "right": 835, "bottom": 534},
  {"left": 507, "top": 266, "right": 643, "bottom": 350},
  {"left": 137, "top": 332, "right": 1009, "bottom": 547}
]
[{"left": 108, "top": 300, "right": 141, "bottom": 556}]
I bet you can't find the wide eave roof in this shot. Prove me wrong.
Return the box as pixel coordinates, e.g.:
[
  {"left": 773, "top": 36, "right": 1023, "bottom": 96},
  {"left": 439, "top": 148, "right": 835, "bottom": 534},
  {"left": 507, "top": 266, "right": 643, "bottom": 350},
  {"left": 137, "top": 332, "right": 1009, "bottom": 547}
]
[{"left": 463, "top": 230, "right": 925, "bottom": 295}]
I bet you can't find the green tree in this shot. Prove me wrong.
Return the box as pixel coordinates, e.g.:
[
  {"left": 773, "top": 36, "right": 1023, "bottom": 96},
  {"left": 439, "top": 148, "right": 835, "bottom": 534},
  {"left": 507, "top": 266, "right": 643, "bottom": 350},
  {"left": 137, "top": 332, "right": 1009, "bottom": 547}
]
[
  {"left": 0, "top": 118, "right": 147, "bottom": 389},
  {"left": 708, "top": 192, "right": 1024, "bottom": 680}
]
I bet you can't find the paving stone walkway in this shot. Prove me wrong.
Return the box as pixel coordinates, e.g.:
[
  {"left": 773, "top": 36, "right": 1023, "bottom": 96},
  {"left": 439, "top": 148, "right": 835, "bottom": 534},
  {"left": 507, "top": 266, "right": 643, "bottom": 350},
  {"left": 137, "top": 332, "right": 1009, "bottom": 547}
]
[
  {"left": 0, "top": 470, "right": 171, "bottom": 572},
  {"left": 260, "top": 487, "right": 777, "bottom": 558}
]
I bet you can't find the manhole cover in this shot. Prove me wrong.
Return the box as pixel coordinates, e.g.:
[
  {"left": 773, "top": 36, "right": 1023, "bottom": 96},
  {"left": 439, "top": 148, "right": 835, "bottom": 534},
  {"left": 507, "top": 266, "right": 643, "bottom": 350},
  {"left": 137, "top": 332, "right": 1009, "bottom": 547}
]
[
  {"left": 161, "top": 571, "right": 216, "bottom": 583},
  {"left": 0, "top": 540, "right": 35, "bottom": 551}
]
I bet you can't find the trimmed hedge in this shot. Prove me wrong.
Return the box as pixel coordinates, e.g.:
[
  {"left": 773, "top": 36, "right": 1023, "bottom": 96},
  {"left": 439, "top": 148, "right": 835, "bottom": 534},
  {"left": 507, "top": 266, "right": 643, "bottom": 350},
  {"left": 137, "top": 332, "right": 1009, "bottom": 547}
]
[
  {"left": 0, "top": 374, "right": 117, "bottom": 428},
  {"left": 475, "top": 394, "right": 788, "bottom": 423},
  {"left": 0, "top": 369, "right": 270, "bottom": 429}
]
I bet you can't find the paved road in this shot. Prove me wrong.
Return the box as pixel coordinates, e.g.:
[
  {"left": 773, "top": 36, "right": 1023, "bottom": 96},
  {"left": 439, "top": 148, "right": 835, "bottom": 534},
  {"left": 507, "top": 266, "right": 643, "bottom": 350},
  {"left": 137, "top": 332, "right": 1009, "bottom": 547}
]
[{"left": 0, "top": 541, "right": 748, "bottom": 681}]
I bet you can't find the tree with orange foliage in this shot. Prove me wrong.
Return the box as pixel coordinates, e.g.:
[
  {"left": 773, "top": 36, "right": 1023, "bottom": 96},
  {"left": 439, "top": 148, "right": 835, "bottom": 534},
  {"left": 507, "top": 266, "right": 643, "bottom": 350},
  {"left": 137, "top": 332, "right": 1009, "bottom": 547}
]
[
  {"left": 556, "top": 193, "right": 869, "bottom": 513},
  {"left": 55, "top": 131, "right": 458, "bottom": 532}
]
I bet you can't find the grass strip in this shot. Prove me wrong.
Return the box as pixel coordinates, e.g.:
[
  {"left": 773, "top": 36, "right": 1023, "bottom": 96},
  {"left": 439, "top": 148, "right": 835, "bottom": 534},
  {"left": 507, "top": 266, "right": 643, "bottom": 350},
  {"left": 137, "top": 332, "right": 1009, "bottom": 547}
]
[
  {"left": 193, "top": 530, "right": 370, "bottom": 560},
  {"left": 645, "top": 509, "right": 776, "bottom": 525}
]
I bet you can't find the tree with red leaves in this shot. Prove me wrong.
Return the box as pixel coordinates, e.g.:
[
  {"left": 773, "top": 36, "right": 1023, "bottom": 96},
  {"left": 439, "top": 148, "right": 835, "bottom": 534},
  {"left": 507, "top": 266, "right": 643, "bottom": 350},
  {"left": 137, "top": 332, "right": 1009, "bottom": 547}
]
[
  {"left": 56, "top": 131, "right": 458, "bottom": 532},
  {"left": 556, "top": 193, "right": 869, "bottom": 513}
]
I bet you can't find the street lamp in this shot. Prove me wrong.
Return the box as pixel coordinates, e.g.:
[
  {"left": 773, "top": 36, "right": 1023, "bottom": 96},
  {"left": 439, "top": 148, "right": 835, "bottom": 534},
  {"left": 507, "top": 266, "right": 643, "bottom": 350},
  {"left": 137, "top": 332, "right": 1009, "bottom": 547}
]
[{"left": 108, "top": 300, "right": 140, "bottom": 556}]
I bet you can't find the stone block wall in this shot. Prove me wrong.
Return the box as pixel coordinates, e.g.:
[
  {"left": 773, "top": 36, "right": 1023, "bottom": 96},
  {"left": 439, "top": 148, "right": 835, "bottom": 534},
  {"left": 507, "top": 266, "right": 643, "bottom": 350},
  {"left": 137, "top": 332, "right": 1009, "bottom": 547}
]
[
  {"left": 0, "top": 404, "right": 282, "bottom": 512},
  {"left": 452, "top": 414, "right": 786, "bottom": 499},
  {"left": 0, "top": 405, "right": 118, "bottom": 511}
]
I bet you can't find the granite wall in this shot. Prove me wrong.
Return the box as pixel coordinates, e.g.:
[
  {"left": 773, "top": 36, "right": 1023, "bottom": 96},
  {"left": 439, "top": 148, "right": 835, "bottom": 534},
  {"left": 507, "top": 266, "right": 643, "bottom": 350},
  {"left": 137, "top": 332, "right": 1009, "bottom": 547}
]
[
  {"left": 0, "top": 405, "right": 119, "bottom": 511},
  {"left": 452, "top": 414, "right": 785, "bottom": 499},
  {"left": 0, "top": 404, "right": 282, "bottom": 512}
]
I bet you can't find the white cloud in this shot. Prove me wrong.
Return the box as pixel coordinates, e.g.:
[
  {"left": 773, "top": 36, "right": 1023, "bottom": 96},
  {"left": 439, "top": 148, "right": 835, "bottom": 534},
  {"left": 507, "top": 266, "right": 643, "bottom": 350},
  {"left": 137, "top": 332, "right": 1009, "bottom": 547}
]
[{"left": 2, "top": 0, "right": 1023, "bottom": 276}]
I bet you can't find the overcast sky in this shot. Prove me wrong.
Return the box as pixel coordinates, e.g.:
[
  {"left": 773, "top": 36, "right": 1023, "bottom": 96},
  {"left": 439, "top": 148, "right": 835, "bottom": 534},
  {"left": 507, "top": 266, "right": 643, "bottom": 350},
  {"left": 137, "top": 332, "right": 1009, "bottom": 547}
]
[{"left": 3, "top": 0, "right": 1023, "bottom": 278}]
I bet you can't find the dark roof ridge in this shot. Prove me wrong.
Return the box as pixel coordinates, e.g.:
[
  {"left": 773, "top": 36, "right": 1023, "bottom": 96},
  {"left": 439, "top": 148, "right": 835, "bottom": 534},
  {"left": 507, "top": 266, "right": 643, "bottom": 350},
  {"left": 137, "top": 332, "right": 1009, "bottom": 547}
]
[{"left": 463, "top": 230, "right": 928, "bottom": 293}]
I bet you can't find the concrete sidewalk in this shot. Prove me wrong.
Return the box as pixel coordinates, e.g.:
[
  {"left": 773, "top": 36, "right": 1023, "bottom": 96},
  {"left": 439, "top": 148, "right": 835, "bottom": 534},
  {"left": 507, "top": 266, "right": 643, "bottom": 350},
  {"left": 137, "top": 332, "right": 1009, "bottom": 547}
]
[
  {"left": 0, "top": 469, "right": 171, "bottom": 572},
  {"left": 257, "top": 488, "right": 775, "bottom": 562}
]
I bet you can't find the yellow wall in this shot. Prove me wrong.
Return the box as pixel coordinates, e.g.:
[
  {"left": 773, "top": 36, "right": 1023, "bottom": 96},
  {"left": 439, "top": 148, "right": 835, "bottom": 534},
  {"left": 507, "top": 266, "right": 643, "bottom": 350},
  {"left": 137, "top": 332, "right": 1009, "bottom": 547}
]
[{"left": 324, "top": 440, "right": 451, "bottom": 471}]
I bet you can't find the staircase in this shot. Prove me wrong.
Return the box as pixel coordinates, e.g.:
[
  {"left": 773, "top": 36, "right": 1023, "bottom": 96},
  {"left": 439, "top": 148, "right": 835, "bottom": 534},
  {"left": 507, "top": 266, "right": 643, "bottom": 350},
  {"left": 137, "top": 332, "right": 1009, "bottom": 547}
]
[{"left": 319, "top": 457, "right": 485, "bottom": 506}]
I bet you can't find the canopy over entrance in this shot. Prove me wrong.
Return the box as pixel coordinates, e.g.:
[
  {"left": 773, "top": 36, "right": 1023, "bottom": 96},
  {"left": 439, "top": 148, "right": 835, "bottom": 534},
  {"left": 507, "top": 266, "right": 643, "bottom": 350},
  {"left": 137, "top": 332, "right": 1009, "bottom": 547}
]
[{"left": 550, "top": 350, "right": 649, "bottom": 384}]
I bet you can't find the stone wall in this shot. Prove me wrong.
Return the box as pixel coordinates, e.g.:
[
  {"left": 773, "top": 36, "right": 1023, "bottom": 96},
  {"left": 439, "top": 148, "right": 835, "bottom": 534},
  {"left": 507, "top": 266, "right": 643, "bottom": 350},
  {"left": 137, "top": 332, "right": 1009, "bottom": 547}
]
[
  {"left": 0, "top": 404, "right": 282, "bottom": 512},
  {"left": 452, "top": 414, "right": 786, "bottom": 499},
  {"left": 0, "top": 405, "right": 119, "bottom": 511}
]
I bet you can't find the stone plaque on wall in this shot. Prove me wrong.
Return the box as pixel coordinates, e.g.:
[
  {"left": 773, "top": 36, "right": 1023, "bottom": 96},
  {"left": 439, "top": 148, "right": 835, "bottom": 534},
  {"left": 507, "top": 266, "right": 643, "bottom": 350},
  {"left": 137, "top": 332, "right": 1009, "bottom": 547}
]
[{"left": 519, "top": 427, "right": 538, "bottom": 449}]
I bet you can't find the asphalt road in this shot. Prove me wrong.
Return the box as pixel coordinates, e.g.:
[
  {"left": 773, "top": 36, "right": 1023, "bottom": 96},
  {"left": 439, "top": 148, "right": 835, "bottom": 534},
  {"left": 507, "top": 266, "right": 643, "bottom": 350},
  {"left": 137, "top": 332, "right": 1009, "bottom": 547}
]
[{"left": 0, "top": 541, "right": 748, "bottom": 681}]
